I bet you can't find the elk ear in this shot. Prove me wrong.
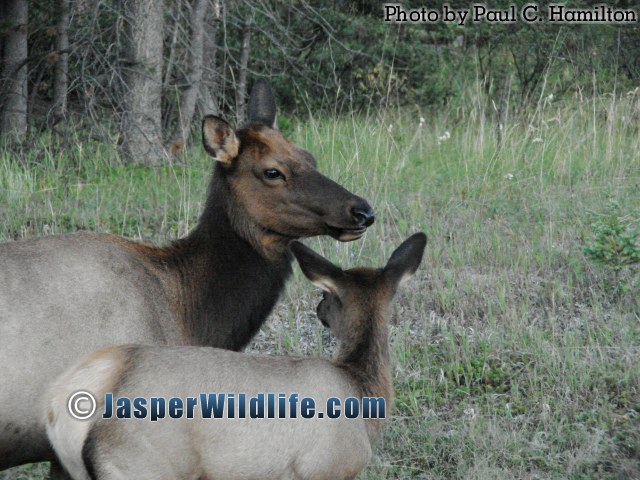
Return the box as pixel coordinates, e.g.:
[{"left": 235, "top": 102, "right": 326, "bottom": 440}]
[
  {"left": 289, "top": 241, "right": 344, "bottom": 294},
  {"left": 384, "top": 233, "right": 427, "bottom": 288},
  {"left": 247, "top": 79, "right": 277, "bottom": 128},
  {"left": 202, "top": 116, "right": 240, "bottom": 165}
]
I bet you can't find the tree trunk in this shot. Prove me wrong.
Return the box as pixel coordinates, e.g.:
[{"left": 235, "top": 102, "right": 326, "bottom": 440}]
[
  {"left": 161, "top": 0, "right": 182, "bottom": 138},
  {"left": 52, "top": 0, "right": 70, "bottom": 125},
  {"left": 119, "top": 0, "right": 166, "bottom": 165},
  {"left": 197, "top": 0, "right": 222, "bottom": 118},
  {"left": 170, "top": 0, "right": 208, "bottom": 155},
  {"left": 235, "top": 20, "right": 252, "bottom": 125},
  {"left": 0, "top": 3, "right": 5, "bottom": 68},
  {"left": 1, "top": 0, "right": 28, "bottom": 142}
]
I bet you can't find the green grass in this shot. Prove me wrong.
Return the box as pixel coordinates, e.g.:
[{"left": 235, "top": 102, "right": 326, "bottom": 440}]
[{"left": 1, "top": 92, "right": 639, "bottom": 479}]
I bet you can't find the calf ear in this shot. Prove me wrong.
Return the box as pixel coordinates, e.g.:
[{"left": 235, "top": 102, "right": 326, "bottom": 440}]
[
  {"left": 247, "top": 79, "right": 277, "bottom": 128},
  {"left": 202, "top": 116, "right": 240, "bottom": 165},
  {"left": 289, "top": 241, "right": 344, "bottom": 295},
  {"left": 384, "top": 233, "right": 427, "bottom": 288}
]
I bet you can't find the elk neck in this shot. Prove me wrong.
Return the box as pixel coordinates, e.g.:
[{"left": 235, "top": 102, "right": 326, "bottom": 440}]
[
  {"left": 152, "top": 165, "right": 293, "bottom": 351},
  {"left": 336, "top": 308, "right": 393, "bottom": 441}
]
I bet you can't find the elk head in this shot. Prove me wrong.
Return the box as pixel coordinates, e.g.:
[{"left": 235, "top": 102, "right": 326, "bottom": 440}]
[
  {"left": 202, "top": 80, "right": 375, "bottom": 248},
  {"left": 290, "top": 233, "right": 427, "bottom": 345}
]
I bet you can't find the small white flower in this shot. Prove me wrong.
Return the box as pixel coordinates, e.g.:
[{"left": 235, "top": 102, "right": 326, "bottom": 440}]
[
  {"left": 437, "top": 131, "right": 450, "bottom": 145},
  {"left": 504, "top": 173, "right": 514, "bottom": 180},
  {"left": 419, "top": 117, "right": 425, "bottom": 127},
  {"left": 387, "top": 124, "right": 393, "bottom": 133}
]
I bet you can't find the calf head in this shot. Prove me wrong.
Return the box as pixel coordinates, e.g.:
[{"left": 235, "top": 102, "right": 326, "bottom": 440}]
[{"left": 290, "top": 233, "right": 427, "bottom": 344}]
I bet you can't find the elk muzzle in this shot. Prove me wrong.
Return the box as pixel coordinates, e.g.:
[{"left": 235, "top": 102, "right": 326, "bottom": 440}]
[
  {"left": 326, "top": 198, "right": 375, "bottom": 242},
  {"left": 351, "top": 205, "right": 375, "bottom": 227}
]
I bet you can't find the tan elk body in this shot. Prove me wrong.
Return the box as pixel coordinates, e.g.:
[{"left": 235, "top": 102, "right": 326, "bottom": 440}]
[
  {"left": 45, "top": 233, "right": 426, "bottom": 480},
  {"left": 0, "top": 80, "right": 374, "bottom": 474}
]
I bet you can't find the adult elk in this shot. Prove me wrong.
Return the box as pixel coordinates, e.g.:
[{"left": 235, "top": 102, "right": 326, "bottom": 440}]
[
  {"left": 45, "top": 233, "right": 426, "bottom": 480},
  {"left": 0, "top": 80, "right": 374, "bottom": 473}
]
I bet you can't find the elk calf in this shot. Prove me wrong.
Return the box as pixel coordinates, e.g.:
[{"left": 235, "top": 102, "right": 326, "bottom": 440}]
[{"left": 45, "top": 233, "right": 426, "bottom": 480}]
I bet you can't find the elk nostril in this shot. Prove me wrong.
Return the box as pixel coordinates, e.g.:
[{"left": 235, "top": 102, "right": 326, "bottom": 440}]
[{"left": 351, "top": 207, "right": 375, "bottom": 227}]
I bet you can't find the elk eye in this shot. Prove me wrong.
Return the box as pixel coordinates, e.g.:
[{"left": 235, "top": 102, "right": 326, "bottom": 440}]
[{"left": 264, "top": 168, "right": 285, "bottom": 180}]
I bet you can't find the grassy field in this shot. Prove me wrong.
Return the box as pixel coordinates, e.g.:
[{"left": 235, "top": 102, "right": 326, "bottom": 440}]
[{"left": 1, "top": 91, "right": 639, "bottom": 479}]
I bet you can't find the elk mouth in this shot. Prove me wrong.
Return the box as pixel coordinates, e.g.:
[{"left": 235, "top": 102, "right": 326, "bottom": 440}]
[{"left": 325, "top": 224, "right": 368, "bottom": 242}]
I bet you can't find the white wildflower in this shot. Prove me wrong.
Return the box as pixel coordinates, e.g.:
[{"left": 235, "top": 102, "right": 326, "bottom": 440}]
[{"left": 437, "top": 131, "right": 450, "bottom": 145}]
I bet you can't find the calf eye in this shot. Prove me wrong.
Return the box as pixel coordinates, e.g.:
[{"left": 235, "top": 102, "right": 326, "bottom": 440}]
[{"left": 264, "top": 168, "right": 285, "bottom": 180}]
